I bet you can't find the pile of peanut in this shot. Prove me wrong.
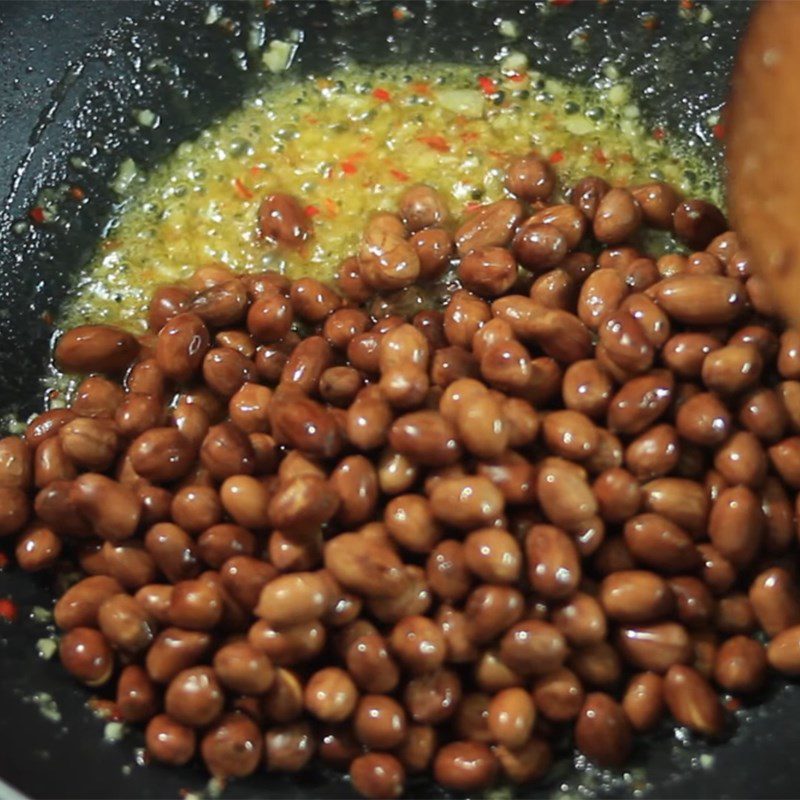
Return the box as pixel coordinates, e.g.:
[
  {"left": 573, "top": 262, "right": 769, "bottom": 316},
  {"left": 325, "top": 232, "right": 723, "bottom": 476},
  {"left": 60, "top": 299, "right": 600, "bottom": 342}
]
[{"left": 4, "top": 152, "right": 800, "bottom": 799}]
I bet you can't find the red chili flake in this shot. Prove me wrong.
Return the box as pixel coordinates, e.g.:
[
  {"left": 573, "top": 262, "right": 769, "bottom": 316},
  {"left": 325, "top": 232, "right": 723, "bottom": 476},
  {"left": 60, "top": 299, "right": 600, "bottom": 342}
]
[
  {"left": 372, "top": 88, "right": 391, "bottom": 102},
  {"left": 304, "top": 204, "right": 320, "bottom": 218},
  {"left": 340, "top": 161, "right": 358, "bottom": 175},
  {"left": 248, "top": 165, "right": 263, "bottom": 176},
  {"left": 642, "top": 14, "right": 660, "bottom": 30},
  {"left": 680, "top": 0, "right": 694, "bottom": 9},
  {"left": 478, "top": 76, "right": 498, "bottom": 95},
  {"left": 0, "top": 552, "right": 9, "bottom": 570},
  {"left": 417, "top": 135, "right": 450, "bottom": 153},
  {"left": 88, "top": 697, "right": 123, "bottom": 721},
  {"left": 410, "top": 82, "right": 431, "bottom": 95},
  {"left": 593, "top": 147, "right": 608, "bottom": 165},
  {"left": 507, "top": 72, "right": 527, "bottom": 83},
  {"left": 463, "top": 201, "right": 483, "bottom": 214},
  {"left": 652, "top": 127, "right": 666, "bottom": 141},
  {"left": 232, "top": 178, "right": 254, "bottom": 200},
  {"left": 724, "top": 696, "right": 742, "bottom": 712},
  {"left": 550, "top": 0, "right": 575, "bottom": 5},
  {"left": 68, "top": 186, "right": 86, "bottom": 201},
  {"left": 460, "top": 131, "right": 480, "bottom": 142},
  {"left": 712, "top": 122, "right": 726, "bottom": 140},
  {"left": 389, "top": 169, "right": 410, "bottom": 182},
  {"left": 324, "top": 198, "right": 339, "bottom": 216},
  {"left": 0, "top": 598, "right": 18, "bottom": 623},
  {"left": 391, "top": 5, "right": 411, "bottom": 21},
  {"left": 28, "top": 206, "right": 45, "bottom": 224},
  {"left": 304, "top": 114, "right": 319, "bottom": 125},
  {"left": 548, "top": 150, "right": 565, "bottom": 164}
]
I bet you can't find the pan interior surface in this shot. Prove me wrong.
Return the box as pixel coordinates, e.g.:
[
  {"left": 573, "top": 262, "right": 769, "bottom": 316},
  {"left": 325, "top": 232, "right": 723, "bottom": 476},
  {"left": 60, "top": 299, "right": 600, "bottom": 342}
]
[{"left": 6, "top": 3, "right": 798, "bottom": 800}]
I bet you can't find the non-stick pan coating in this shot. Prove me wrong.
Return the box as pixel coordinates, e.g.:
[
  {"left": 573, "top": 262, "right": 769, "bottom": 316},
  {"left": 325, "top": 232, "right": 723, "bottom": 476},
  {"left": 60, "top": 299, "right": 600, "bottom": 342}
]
[{"left": 5, "top": 2, "right": 798, "bottom": 798}]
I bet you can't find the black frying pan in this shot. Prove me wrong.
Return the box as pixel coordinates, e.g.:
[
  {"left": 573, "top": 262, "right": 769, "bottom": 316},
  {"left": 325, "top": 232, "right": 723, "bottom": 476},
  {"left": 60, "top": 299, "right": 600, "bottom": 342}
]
[{"left": 4, "top": 2, "right": 799, "bottom": 798}]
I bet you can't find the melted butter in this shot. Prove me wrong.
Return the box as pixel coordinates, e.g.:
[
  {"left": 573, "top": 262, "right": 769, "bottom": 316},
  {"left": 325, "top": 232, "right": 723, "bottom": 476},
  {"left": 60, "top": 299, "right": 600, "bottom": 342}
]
[{"left": 67, "top": 62, "right": 720, "bottom": 330}]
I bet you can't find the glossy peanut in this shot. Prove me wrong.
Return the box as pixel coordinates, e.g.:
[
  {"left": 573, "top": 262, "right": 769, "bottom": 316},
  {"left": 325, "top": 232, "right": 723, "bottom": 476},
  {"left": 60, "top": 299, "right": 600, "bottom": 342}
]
[
  {"left": 325, "top": 533, "right": 406, "bottom": 598},
  {"left": 525, "top": 524, "right": 581, "bottom": 600},
  {"left": 255, "top": 571, "right": 331, "bottom": 628},
  {"left": 258, "top": 192, "right": 311, "bottom": 246},
  {"left": 55, "top": 325, "right": 139, "bottom": 374},
  {"left": 499, "top": 619, "right": 567, "bottom": 677},
  {"left": 130, "top": 427, "right": 195, "bottom": 483},
  {"left": 749, "top": 567, "right": 800, "bottom": 636},
  {"left": 617, "top": 622, "right": 692, "bottom": 673},
  {"left": 600, "top": 571, "right": 673, "bottom": 623},
  {"left": 70, "top": 473, "right": 141, "bottom": 542},
  {"left": 464, "top": 585, "right": 525, "bottom": 645},
  {"left": 622, "top": 672, "right": 664, "bottom": 732},
  {"left": 98, "top": 593, "right": 155, "bottom": 652},
  {"left": 663, "top": 664, "right": 724, "bottom": 737},
  {"left": 551, "top": 592, "right": 607, "bottom": 647},
  {"left": 433, "top": 741, "right": 498, "bottom": 792},
  {"left": 653, "top": 274, "right": 744, "bottom": 325},
  {"left": 429, "top": 475, "right": 504, "bottom": 530},
  {"left": 708, "top": 486, "right": 763, "bottom": 567},
  {"left": 624, "top": 514, "right": 700, "bottom": 573},
  {"left": 537, "top": 458, "right": 596, "bottom": 530},
  {"left": 575, "top": 693, "right": 632, "bottom": 767},
  {"left": 455, "top": 199, "right": 524, "bottom": 256},
  {"left": 714, "top": 636, "right": 767, "bottom": 694},
  {"left": 59, "top": 627, "right": 114, "bottom": 686},
  {"left": 633, "top": 182, "right": 680, "bottom": 229}
]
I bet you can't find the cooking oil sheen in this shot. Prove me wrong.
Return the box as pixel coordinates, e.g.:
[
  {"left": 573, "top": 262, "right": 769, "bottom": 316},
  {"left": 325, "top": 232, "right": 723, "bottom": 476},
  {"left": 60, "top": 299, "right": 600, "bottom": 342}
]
[{"left": 66, "top": 62, "right": 720, "bottom": 330}]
